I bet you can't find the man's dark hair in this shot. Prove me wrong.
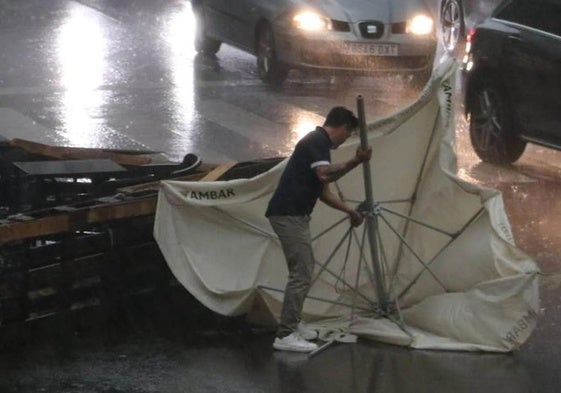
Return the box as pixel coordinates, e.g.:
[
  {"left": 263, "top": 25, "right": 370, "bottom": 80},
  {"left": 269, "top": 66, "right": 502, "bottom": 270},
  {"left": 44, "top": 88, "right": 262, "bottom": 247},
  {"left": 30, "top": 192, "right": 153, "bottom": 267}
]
[{"left": 324, "top": 106, "right": 359, "bottom": 130}]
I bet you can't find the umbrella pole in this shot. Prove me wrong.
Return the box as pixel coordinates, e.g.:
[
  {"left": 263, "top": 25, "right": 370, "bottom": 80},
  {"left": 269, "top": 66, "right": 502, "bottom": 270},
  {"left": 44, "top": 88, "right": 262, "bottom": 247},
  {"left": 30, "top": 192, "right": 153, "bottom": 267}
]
[{"left": 356, "top": 95, "right": 389, "bottom": 314}]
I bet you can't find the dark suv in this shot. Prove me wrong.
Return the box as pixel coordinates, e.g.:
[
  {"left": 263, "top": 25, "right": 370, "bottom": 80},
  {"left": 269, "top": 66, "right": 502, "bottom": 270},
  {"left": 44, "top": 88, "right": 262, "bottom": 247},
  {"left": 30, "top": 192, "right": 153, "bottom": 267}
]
[{"left": 462, "top": 0, "right": 561, "bottom": 164}]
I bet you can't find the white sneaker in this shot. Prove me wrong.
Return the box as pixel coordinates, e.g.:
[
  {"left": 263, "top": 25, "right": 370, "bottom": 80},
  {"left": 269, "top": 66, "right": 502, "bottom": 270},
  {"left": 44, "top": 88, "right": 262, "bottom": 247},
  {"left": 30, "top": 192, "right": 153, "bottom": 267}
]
[
  {"left": 273, "top": 333, "right": 318, "bottom": 353},
  {"left": 297, "top": 322, "right": 318, "bottom": 340}
]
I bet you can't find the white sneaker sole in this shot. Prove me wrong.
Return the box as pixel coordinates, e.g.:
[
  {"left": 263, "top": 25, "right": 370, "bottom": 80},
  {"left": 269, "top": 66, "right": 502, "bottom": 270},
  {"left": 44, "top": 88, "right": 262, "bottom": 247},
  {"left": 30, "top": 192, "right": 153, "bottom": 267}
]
[
  {"left": 298, "top": 331, "right": 318, "bottom": 340},
  {"left": 273, "top": 342, "right": 317, "bottom": 353}
]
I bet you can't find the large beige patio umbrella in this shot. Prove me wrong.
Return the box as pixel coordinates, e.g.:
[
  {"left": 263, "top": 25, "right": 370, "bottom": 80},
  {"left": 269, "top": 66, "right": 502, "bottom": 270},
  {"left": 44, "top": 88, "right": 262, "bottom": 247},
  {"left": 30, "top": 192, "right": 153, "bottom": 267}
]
[{"left": 154, "top": 59, "right": 539, "bottom": 352}]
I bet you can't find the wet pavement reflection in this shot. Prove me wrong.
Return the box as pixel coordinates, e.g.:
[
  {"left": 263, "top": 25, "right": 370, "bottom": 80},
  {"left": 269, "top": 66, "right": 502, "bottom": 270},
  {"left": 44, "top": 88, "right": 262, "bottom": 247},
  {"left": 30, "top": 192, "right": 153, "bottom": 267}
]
[
  {"left": 0, "top": 0, "right": 418, "bottom": 162},
  {"left": 1, "top": 0, "right": 561, "bottom": 392},
  {"left": 455, "top": 109, "right": 561, "bottom": 271},
  {"left": 0, "top": 310, "right": 553, "bottom": 393}
]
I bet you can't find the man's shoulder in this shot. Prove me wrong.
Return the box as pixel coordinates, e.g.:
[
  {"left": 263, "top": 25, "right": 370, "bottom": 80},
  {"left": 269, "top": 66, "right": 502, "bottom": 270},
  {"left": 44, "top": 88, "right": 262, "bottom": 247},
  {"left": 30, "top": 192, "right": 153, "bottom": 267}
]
[{"left": 298, "top": 128, "right": 330, "bottom": 149}]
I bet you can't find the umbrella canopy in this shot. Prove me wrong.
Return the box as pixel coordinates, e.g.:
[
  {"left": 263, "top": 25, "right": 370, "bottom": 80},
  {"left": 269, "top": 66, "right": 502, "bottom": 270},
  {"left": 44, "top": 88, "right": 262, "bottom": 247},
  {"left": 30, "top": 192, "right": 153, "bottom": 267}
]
[{"left": 154, "top": 60, "right": 539, "bottom": 352}]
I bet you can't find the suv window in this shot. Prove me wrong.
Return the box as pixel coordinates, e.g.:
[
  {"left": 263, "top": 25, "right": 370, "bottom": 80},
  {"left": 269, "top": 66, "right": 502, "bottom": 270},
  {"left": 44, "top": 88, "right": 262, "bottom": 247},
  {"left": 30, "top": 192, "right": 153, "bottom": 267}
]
[{"left": 496, "top": 0, "right": 561, "bottom": 36}]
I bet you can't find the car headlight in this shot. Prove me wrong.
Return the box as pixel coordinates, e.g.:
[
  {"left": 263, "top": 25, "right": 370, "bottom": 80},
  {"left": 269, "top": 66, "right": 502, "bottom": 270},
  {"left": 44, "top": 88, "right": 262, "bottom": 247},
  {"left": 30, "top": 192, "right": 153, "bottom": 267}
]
[
  {"left": 406, "top": 15, "right": 433, "bottom": 35},
  {"left": 292, "top": 11, "right": 330, "bottom": 31}
]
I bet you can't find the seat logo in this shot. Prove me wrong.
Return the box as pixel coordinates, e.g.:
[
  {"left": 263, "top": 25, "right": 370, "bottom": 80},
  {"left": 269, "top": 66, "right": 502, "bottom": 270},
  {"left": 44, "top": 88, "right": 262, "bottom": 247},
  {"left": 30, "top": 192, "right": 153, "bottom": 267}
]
[{"left": 367, "top": 24, "right": 378, "bottom": 34}]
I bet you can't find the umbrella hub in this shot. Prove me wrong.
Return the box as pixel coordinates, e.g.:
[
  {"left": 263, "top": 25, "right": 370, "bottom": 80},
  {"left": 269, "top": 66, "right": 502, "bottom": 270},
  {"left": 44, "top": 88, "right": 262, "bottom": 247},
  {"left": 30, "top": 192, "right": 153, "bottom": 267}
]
[{"left": 358, "top": 200, "right": 381, "bottom": 216}]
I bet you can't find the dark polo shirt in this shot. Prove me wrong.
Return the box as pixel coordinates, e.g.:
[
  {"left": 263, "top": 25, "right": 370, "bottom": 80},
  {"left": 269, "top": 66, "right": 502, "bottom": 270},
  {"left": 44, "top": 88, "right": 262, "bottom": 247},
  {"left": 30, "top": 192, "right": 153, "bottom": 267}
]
[{"left": 266, "top": 127, "right": 332, "bottom": 217}]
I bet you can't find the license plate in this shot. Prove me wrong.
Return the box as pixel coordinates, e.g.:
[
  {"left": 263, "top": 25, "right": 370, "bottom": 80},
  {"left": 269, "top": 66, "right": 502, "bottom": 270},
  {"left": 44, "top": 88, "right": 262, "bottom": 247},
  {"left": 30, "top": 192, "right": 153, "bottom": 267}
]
[{"left": 344, "top": 42, "right": 398, "bottom": 56}]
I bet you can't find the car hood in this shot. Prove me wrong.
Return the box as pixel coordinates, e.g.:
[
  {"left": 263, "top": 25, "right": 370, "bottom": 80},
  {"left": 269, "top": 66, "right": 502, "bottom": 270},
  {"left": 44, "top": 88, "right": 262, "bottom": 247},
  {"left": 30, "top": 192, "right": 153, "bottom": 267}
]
[{"left": 289, "top": 0, "right": 429, "bottom": 22}]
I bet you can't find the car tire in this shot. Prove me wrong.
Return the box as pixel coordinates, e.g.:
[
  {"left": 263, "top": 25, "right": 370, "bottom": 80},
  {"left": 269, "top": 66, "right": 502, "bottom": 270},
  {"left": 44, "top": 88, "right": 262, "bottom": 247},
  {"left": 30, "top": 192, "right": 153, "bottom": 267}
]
[
  {"left": 192, "top": 4, "right": 221, "bottom": 55},
  {"left": 440, "top": 0, "right": 465, "bottom": 55},
  {"left": 467, "top": 77, "right": 526, "bottom": 164},
  {"left": 256, "top": 24, "right": 288, "bottom": 87}
]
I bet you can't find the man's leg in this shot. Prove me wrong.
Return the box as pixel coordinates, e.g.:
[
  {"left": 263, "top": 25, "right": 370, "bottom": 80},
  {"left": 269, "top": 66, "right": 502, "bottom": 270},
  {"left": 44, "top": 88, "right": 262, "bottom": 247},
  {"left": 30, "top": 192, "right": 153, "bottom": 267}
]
[{"left": 269, "top": 216, "right": 315, "bottom": 338}]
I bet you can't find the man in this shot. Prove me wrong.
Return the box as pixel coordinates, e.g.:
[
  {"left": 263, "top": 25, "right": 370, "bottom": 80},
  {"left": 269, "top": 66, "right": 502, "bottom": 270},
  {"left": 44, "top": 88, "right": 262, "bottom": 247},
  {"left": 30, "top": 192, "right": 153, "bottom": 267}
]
[{"left": 266, "top": 106, "right": 372, "bottom": 352}]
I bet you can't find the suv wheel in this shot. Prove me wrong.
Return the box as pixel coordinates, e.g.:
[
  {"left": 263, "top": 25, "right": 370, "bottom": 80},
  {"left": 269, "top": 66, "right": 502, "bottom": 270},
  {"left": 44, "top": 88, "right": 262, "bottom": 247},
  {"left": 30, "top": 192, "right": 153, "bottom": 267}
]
[
  {"left": 193, "top": 5, "right": 221, "bottom": 55},
  {"left": 440, "top": 0, "right": 465, "bottom": 54},
  {"left": 467, "top": 77, "right": 526, "bottom": 164},
  {"left": 256, "top": 24, "right": 288, "bottom": 87}
]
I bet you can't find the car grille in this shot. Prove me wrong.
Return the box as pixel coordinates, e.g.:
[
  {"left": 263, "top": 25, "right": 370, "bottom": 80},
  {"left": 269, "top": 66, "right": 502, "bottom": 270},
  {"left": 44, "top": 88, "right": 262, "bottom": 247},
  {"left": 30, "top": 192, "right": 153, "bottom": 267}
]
[{"left": 333, "top": 20, "right": 407, "bottom": 35}]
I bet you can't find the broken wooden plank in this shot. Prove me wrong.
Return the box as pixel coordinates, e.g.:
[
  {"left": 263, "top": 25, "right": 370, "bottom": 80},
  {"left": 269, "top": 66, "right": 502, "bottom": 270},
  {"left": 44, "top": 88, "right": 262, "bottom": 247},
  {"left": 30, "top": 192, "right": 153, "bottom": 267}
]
[
  {"left": 0, "top": 198, "right": 157, "bottom": 243},
  {"left": 199, "top": 162, "right": 237, "bottom": 181},
  {"left": 116, "top": 163, "right": 217, "bottom": 195},
  {"left": 10, "top": 138, "right": 154, "bottom": 166},
  {"left": 14, "top": 159, "right": 126, "bottom": 177}
]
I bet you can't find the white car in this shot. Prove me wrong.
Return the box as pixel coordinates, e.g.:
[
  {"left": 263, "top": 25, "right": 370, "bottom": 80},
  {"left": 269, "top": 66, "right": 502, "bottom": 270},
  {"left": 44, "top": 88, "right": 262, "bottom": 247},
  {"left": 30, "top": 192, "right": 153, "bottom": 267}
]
[{"left": 191, "top": 0, "right": 436, "bottom": 87}]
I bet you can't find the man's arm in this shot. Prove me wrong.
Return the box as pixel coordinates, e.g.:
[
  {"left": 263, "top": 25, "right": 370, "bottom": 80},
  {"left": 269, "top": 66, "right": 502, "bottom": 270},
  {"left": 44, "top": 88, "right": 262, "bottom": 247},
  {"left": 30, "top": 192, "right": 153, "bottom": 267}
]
[
  {"left": 315, "top": 146, "right": 371, "bottom": 184},
  {"left": 319, "top": 184, "right": 363, "bottom": 227}
]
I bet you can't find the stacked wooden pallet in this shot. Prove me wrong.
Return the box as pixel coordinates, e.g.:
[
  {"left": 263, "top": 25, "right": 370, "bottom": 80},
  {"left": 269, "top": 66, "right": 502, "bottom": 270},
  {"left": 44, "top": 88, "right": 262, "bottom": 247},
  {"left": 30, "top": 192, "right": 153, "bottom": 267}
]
[{"left": 0, "top": 138, "right": 281, "bottom": 329}]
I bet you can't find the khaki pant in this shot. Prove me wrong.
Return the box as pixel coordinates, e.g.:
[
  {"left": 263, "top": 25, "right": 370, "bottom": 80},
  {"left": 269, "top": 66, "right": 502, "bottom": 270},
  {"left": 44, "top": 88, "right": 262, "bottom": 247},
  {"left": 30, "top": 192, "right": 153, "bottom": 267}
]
[{"left": 269, "top": 215, "right": 315, "bottom": 338}]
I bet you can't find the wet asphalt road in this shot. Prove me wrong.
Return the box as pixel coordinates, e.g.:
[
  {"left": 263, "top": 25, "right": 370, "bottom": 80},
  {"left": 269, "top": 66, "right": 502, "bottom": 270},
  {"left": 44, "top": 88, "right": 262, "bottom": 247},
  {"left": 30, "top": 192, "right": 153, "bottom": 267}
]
[{"left": 1, "top": 0, "right": 561, "bottom": 392}]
